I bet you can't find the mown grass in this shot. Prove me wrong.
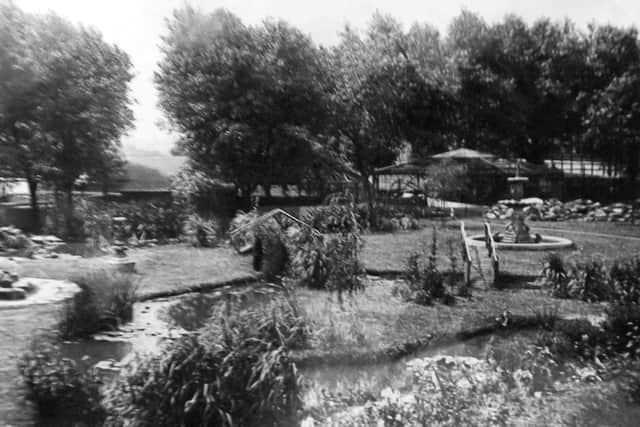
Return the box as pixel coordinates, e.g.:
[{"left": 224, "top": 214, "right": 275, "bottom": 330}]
[
  {"left": 293, "top": 277, "right": 602, "bottom": 359},
  {"left": 11, "top": 244, "right": 256, "bottom": 299},
  {"left": 364, "top": 218, "right": 640, "bottom": 279}
]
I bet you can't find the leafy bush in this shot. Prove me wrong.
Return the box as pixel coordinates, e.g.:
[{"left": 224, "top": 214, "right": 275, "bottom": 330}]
[
  {"left": 320, "top": 356, "right": 520, "bottom": 426},
  {"left": 603, "top": 303, "right": 640, "bottom": 357},
  {"left": 228, "top": 209, "right": 259, "bottom": 251},
  {"left": 402, "top": 228, "right": 454, "bottom": 305},
  {"left": 78, "top": 198, "right": 188, "bottom": 244},
  {"left": 58, "top": 270, "right": 137, "bottom": 339},
  {"left": 302, "top": 205, "right": 364, "bottom": 233},
  {"left": 540, "top": 254, "right": 615, "bottom": 302},
  {"left": 303, "top": 203, "right": 421, "bottom": 233},
  {"left": 610, "top": 257, "right": 640, "bottom": 305},
  {"left": 255, "top": 224, "right": 289, "bottom": 280},
  {"left": 537, "top": 318, "right": 607, "bottom": 361},
  {"left": 104, "top": 296, "right": 307, "bottom": 427},
  {"left": 18, "top": 336, "right": 106, "bottom": 425},
  {"left": 184, "top": 214, "right": 219, "bottom": 247},
  {"left": 287, "top": 226, "right": 365, "bottom": 296}
]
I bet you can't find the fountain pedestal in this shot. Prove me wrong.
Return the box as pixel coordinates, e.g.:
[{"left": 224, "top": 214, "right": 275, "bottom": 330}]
[{"left": 502, "top": 176, "right": 538, "bottom": 243}]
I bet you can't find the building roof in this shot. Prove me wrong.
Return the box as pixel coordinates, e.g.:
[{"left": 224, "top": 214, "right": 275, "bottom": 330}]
[
  {"left": 375, "top": 150, "right": 562, "bottom": 177},
  {"left": 431, "top": 148, "right": 496, "bottom": 159}
]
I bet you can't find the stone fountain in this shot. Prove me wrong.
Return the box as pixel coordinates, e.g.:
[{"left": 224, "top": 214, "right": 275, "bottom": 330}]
[{"left": 467, "top": 163, "right": 573, "bottom": 251}]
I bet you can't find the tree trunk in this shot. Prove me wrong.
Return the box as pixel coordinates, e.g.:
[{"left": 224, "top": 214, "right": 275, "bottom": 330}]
[
  {"left": 26, "top": 177, "right": 39, "bottom": 229},
  {"left": 626, "top": 141, "right": 639, "bottom": 201},
  {"left": 65, "top": 188, "right": 74, "bottom": 238},
  {"left": 362, "top": 175, "right": 376, "bottom": 228}
]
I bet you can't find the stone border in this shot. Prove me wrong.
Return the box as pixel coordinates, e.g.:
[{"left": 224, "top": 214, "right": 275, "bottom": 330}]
[
  {"left": 136, "top": 274, "right": 262, "bottom": 302},
  {"left": 467, "top": 234, "right": 574, "bottom": 251},
  {"left": 0, "top": 278, "right": 80, "bottom": 309}
]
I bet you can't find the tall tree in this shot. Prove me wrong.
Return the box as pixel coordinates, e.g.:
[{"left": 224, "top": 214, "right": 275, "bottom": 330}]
[
  {"left": 1, "top": 4, "right": 133, "bottom": 232},
  {"left": 456, "top": 15, "right": 586, "bottom": 163},
  {"left": 329, "top": 13, "right": 457, "bottom": 213},
  {"left": 34, "top": 13, "right": 134, "bottom": 232},
  {"left": 0, "top": 2, "right": 50, "bottom": 221},
  {"left": 156, "top": 7, "right": 331, "bottom": 197},
  {"left": 582, "top": 25, "right": 640, "bottom": 179}
]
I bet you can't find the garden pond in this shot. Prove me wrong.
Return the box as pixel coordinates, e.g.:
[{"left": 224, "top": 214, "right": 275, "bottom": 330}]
[{"left": 1, "top": 288, "right": 634, "bottom": 426}]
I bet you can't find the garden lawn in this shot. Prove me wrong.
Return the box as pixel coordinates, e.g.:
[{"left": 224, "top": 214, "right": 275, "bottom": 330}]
[
  {"left": 364, "top": 218, "right": 640, "bottom": 279},
  {"left": 11, "top": 245, "right": 256, "bottom": 299},
  {"left": 293, "top": 277, "right": 603, "bottom": 360}
]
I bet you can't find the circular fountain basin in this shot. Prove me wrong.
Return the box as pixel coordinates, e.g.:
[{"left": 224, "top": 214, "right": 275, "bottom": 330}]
[
  {"left": 0, "top": 278, "right": 80, "bottom": 309},
  {"left": 467, "top": 235, "right": 574, "bottom": 251}
]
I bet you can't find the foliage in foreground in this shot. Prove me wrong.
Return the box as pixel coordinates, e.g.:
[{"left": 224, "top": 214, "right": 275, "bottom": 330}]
[
  {"left": 288, "top": 225, "right": 365, "bottom": 296},
  {"left": 58, "top": 270, "right": 137, "bottom": 339},
  {"left": 308, "top": 349, "right": 561, "bottom": 426},
  {"left": 540, "top": 253, "right": 640, "bottom": 304},
  {"left": 398, "top": 228, "right": 458, "bottom": 305},
  {"left": 103, "top": 296, "right": 308, "bottom": 427},
  {"left": 18, "top": 336, "right": 106, "bottom": 426},
  {"left": 183, "top": 213, "right": 219, "bottom": 247}
]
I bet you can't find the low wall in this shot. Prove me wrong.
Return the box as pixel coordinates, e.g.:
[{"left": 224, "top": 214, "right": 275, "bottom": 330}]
[{"left": 0, "top": 203, "right": 39, "bottom": 232}]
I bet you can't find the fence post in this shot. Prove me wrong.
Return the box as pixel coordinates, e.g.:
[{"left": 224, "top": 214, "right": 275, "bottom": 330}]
[
  {"left": 460, "top": 221, "right": 472, "bottom": 289},
  {"left": 484, "top": 222, "right": 500, "bottom": 285}
]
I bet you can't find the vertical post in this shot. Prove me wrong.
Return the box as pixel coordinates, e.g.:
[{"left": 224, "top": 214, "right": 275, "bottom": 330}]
[
  {"left": 484, "top": 222, "right": 500, "bottom": 286},
  {"left": 460, "top": 221, "right": 472, "bottom": 289}
]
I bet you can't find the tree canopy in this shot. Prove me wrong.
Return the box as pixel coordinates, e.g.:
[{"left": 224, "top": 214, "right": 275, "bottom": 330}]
[
  {"left": 0, "top": 2, "right": 134, "bottom": 230},
  {"left": 156, "top": 7, "right": 332, "bottom": 196}
]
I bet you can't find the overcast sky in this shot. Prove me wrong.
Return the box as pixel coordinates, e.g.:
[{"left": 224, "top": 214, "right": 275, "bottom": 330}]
[{"left": 14, "top": 0, "right": 640, "bottom": 156}]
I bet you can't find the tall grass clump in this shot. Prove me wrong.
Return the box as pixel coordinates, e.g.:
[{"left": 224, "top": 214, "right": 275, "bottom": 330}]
[
  {"left": 255, "top": 223, "right": 289, "bottom": 280},
  {"left": 610, "top": 257, "right": 640, "bottom": 304},
  {"left": 184, "top": 214, "right": 219, "bottom": 247},
  {"left": 539, "top": 253, "right": 615, "bottom": 302},
  {"left": 58, "top": 270, "right": 137, "bottom": 339},
  {"left": 401, "top": 226, "right": 455, "bottom": 305},
  {"left": 104, "top": 295, "right": 308, "bottom": 427},
  {"left": 287, "top": 225, "right": 365, "bottom": 297},
  {"left": 18, "top": 335, "right": 106, "bottom": 426},
  {"left": 539, "top": 254, "right": 640, "bottom": 304}
]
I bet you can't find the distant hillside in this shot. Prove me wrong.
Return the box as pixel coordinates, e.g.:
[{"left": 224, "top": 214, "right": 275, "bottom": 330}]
[
  {"left": 122, "top": 146, "right": 187, "bottom": 177},
  {"left": 117, "top": 163, "right": 171, "bottom": 191}
]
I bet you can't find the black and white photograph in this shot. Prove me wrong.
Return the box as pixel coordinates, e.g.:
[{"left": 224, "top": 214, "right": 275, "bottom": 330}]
[{"left": 2, "top": 0, "right": 640, "bottom": 425}]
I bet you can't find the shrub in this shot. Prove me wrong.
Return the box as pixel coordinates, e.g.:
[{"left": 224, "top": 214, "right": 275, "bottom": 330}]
[
  {"left": 402, "top": 228, "right": 454, "bottom": 305},
  {"left": 538, "top": 319, "right": 607, "bottom": 360},
  {"left": 78, "top": 198, "right": 188, "bottom": 244},
  {"left": 104, "top": 296, "right": 307, "bottom": 427},
  {"left": 302, "top": 205, "right": 364, "bottom": 234},
  {"left": 539, "top": 254, "right": 615, "bottom": 302},
  {"left": 183, "top": 214, "right": 219, "bottom": 247},
  {"left": 255, "top": 224, "right": 289, "bottom": 280},
  {"left": 610, "top": 257, "right": 640, "bottom": 305},
  {"left": 576, "top": 257, "right": 615, "bottom": 302},
  {"left": 540, "top": 252, "right": 568, "bottom": 294},
  {"left": 288, "top": 226, "right": 365, "bottom": 296},
  {"left": 604, "top": 303, "right": 640, "bottom": 357},
  {"left": 58, "top": 270, "right": 137, "bottom": 339},
  {"left": 18, "top": 336, "right": 106, "bottom": 425},
  {"left": 228, "top": 209, "right": 259, "bottom": 251}
]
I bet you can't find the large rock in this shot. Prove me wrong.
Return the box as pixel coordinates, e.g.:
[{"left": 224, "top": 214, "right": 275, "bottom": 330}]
[
  {"left": 0, "top": 271, "right": 14, "bottom": 288},
  {"left": 0, "top": 287, "right": 26, "bottom": 300}
]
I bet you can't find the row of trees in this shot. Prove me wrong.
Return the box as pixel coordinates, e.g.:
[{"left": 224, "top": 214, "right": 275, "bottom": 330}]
[
  {"left": 0, "top": 2, "right": 134, "bottom": 229},
  {"left": 156, "top": 7, "right": 640, "bottom": 205}
]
